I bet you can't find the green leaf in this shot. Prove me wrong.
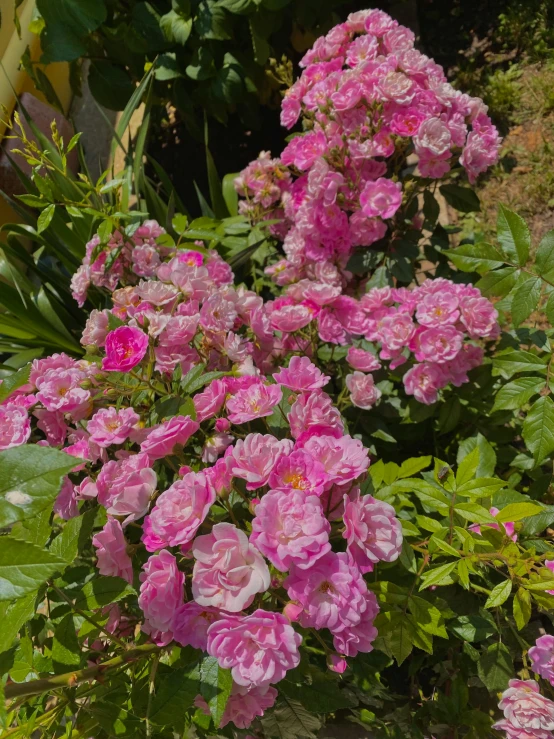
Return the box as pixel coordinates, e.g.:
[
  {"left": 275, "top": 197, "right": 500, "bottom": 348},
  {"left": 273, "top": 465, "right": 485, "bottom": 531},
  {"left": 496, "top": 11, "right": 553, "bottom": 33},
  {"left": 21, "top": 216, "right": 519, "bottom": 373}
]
[
  {"left": 445, "top": 243, "right": 506, "bottom": 274},
  {"left": 37, "top": 0, "right": 107, "bottom": 63},
  {"left": 478, "top": 642, "right": 513, "bottom": 692},
  {"left": 535, "top": 229, "right": 554, "bottom": 279},
  {"left": 0, "top": 538, "right": 65, "bottom": 601},
  {"left": 419, "top": 562, "right": 457, "bottom": 590},
  {"left": 457, "top": 434, "right": 497, "bottom": 478},
  {"left": 476, "top": 267, "right": 520, "bottom": 298},
  {"left": 511, "top": 276, "right": 542, "bottom": 326},
  {"left": 0, "top": 593, "right": 36, "bottom": 653},
  {"left": 222, "top": 172, "right": 239, "bottom": 216},
  {"left": 449, "top": 615, "right": 496, "bottom": 642},
  {"left": 52, "top": 613, "right": 81, "bottom": 673},
  {"left": 546, "top": 292, "right": 554, "bottom": 326},
  {"left": 262, "top": 695, "right": 322, "bottom": 739},
  {"left": 456, "top": 447, "right": 480, "bottom": 486},
  {"left": 0, "top": 364, "right": 31, "bottom": 404},
  {"left": 0, "top": 446, "right": 79, "bottom": 528},
  {"left": 492, "top": 377, "right": 544, "bottom": 412},
  {"left": 397, "top": 456, "right": 433, "bottom": 479},
  {"left": 89, "top": 61, "right": 135, "bottom": 111},
  {"left": 485, "top": 580, "right": 512, "bottom": 608},
  {"left": 456, "top": 478, "right": 507, "bottom": 498},
  {"left": 195, "top": 0, "right": 232, "bottom": 40},
  {"left": 513, "top": 588, "right": 532, "bottom": 630},
  {"left": 180, "top": 362, "right": 207, "bottom": 392},
  {"left": 431, "top": 536, "right": 460, "bottom": 557},
  {"left": 199, "top": 656, "right": 233, "bottom": 728},
  {"left": 497, "top": 204, "right": 530, "bottom": 266},
  {"left": 439, "top": 184, "right": 480, "bottom": 213},
  {"left": 408, "top": 596, "right": 448, "bottom": 638},
  {"left": 522, "top": 395, "right": 554, "bottom": 464},
  {"left": 160, "top": 9, "right": 193, "bottom": 44},
  {"left": 385, "top": 479, "right": 451, "bottom": 513},
  {"left": 496, "top": 501, "right": 543, "bottom": 523},
  {"left": 150, "top": 662, "right": 200, "bottom": 726},
  {"left": 72, "top": 576, "right": 135, "bottom": 611},
  {"left": 50, "top": 509, "right": 96, "bottom": 562},
  {"left": 280, "top": 664, "right": 357, "bottom": 713},
  {"left": 186, "top": 370, "right": 226, "bottom": 394},
  {"left": 454, "top": 502, "right": 496, "bottom": 524},
  {"left": 493, "top": 350, "right": 548, "bottom": 378},
  {"left": 37, "top": 204, "right": 55, "bottom": 233},
  {"left": 374, "top": 611, "right": 414, "bottom": 665}
]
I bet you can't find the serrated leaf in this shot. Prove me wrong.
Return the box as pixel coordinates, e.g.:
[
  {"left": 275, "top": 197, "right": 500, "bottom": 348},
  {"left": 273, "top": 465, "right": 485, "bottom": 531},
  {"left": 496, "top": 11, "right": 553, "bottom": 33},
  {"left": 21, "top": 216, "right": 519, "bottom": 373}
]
[
  {"left": 457, "top": 478, "right": 507, "bottom": 498},
  {"left": 0, "top": 593, "right": 36, "bottom": 653},
  {"left": 456, "top": 447, "right": 480, "bottom": 486},
  {"left": 449, "top": 615, "right": 496, "bottom": 642},
  {"left": 280, "top": 664, "right": 357, "bottom": 713},
  {"left": 497, "top": 204, "right": 530, "bottom": 266},
  {"left": 186, "top": 370, "right": 227, "bottom": 394},
  {"left": 454, "top": 503, "right": 496, "bottom": 524},
  {"left": 0, "top": 538, "right": 66, "bottom": 601},
  {"left": 513, "top": 588, "right": 532, "bottom": 630},
  {"left": 397, "top": 456, "right": 433, "bottom": 479},
  {"left": 199, "top": 656, "right": 233, "bottom": 728},
  {"left": 511, "top": 276, "right": 542, "bottom": 326},
  {"left": 535, "top": 229, "right": 554, "bottom": 278},
  {"left": 478, "top": 642, "right": 513, "bottom": 692},
  {"left": 0, "top": 364, "right": 31, "bottom": 404},
  {"left": 262, "top": 695, "right": 322, "bottom": 739},
  {"left": 408, "top": 596, "right": 448, "bottom": 638},
  {"left": 72, "top": 576, "right": 135, "bottom": 611},
  {"left": 52, "top": 613, "right": 81, "bottom": 673},
  {"left": 150, "top": 662, "right": 200, "bottom": 726},
  {"left": 440, "top": 184, "right": 480, "bottom": 213},
  {"left": 493, "top": 350, "right": 548, "bottom": 378},
  {"left": 492, "top": 377, "right": 544, "bottom": 412},
  {"left": 445, "top": 242, "right": 506, "bottom": 274},
  {"left": 374, "top": 611, "right": 414, "bottom": 665},
  {"left": 495, "top": 502, "right": 543, "bottom": 523},
  {"left": 457, "top": 434, "right": 497, "bottom": 478},
  {"left": 37, "top": 204, "right": 55, "bottom": 233},
  {"left": 522, "top": 395, "right": 554, "bottom": 464},
  {"left": 50, "top": 509, "right": 96, "bottom": 562},
  {"left": 476, "top": 267, "right": 520, "bottom": 297},
  {"left": 485, "top": 580, "right": 512, "bottom": 608},
  {"left": 419, "top": 562, "right": 457, "bottom": 590},
  {"left": 431, "top": 536, "right": 461, "bottom": 557}
]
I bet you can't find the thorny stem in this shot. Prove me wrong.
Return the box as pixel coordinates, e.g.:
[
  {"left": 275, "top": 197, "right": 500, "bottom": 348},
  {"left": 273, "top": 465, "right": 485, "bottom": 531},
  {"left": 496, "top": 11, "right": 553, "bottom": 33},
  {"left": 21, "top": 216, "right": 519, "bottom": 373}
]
[
  {"left": 145, "top": 654, "right": 160, "bottom": 738},
  {"left": 4, "top": 644, "right": 162, "bottom": 700}
]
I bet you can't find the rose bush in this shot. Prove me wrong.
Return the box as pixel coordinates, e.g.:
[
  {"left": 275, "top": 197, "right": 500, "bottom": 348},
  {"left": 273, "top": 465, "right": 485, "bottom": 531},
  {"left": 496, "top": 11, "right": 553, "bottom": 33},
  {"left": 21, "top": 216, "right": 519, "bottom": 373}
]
[{"left": 1, "top": 8, "right": 554, "bottom": 739}]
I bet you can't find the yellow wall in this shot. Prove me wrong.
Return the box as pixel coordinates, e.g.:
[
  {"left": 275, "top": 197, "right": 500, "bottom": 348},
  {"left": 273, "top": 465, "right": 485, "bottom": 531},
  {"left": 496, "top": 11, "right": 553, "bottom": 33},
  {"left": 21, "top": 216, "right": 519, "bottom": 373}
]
[{"left": 1, "top": 0, "right": 72, "bottom": 230}]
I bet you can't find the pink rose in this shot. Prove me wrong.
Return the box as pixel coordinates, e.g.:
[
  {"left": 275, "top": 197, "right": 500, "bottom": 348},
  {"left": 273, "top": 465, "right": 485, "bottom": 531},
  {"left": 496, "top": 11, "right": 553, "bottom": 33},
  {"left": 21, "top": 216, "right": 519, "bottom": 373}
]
[
  {"left": 228, "top": 434, "right": 293, "bottom": 490},
  {"left": 332, "top": 590, "right": 379, "bottom": 657},
  {"left": 273, "top": 356, "right": 330, "bottom": 392},
  {"left": 92, "top": 518, "right": 134, "bottom": 584},
  {"left": 345, "top": 372, "right": 382, "bottom": 410},
  {"left": 403, "top": 362, "right": 444, "bottom": 405},
  {"left": 81, "top": 309, "right": 110, "bottom": 347},
  {"left": 346, "top": 347, "right": 381, "bottom": 372},
  {"left": 102, "top": 326, "right": 149, "bottom": 372},
  {"left": 193, "top": 379, "right": 228, "bottom": 422},
  {"left": 87, "top": 407, "right": 139, "bottom": 447},
  {"left": 172, "top": 602, "right": 220, "bottom": 651},
  {"left": 529, "top": 635, "right": 554, "bottom": 687},
  {"left": 287, "top": 391, "right": 344, "bottom": 440},
  {"left": 300, "top": 434, "right": 369, "bottom": 487},
  {"left": 138, "top": 550, "right": 184, "bottom": 644},
  {"left": 268, "top": 449, "right": 328, "bottom": 496},
  {"left": 0, "top": 405, "right": 31, "bottom": 450},
  {"left": 53, "top": 477, "right": 79, "bottom": 520},
  {"left": 343, "top": 492, "right": 403, "bottom": 573},
  {"left": 221, "top": 683, "right": 278, "bottom": 729},
  {"left": 207, "top": 609, "right": 302, "bottom": 687},
  {"left": 97, "top": 453, "right": 156, "bottom": 526},
  {"left": 251, "top": 489, "right": 331, "bottom": 571},
  {"left": 359, "top": 178, "right": 402, "bottom": 220},
  {"left": 226, "top": 383, "right": 282, "bottom": 424},
  {"left": 192, "top": 523, "right": 270, "bottom": 612},
  {"left": 494, "top": 679, "right": 554, "bottom": 739},
  {"left": 142, "top": 471, "right": 215, "bottom": 551},
  {"left": 36, "top": 368, "right": 90, "bottom": 414},
  {"left": 140, "top": 415, "right": 199, "bottom": 460}
]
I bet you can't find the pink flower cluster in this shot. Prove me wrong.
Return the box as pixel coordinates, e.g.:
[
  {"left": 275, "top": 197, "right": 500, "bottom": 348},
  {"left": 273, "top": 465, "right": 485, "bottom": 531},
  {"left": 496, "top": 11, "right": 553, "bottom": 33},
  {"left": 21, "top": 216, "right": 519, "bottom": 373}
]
[
  {"left": 235, "top": 8, "right": 500, "bottom": 277},
  {"left": 493, "top": 679, "right": 554, "bottom": 739}
]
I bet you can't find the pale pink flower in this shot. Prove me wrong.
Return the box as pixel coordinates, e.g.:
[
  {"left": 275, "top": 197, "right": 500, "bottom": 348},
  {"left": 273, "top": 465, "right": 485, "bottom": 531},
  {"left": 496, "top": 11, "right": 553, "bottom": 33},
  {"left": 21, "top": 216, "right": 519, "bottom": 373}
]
[
  {"left": 221, "top": 683, "right": 278, "bottom": 729},
  {"left": 459, "top": 295, "right": 499, "bottom": 339},
  {"left": 0, "top": 406, "right": 31, "bottom": 450},
  {"left": 226, "top": 383, "right": 282, "bottom": 424},
  {"left": 228, "top": 434, "right": 293, "bottom": 490},
  {"left": 140, "top": 415, "right": 199, "bottom": 460},
  {"left": 268, "top": 449, "right": 328, "bottom": 496},
  {"left": 202, "top": 432, "right": 234, "bottom": 463},
  {"left": 158, "top": 314, "right": 199, "bottom": 346},
  {"left": 287, "top": 391, "right": 344, "bottom": 440},
  {"left": 416, "top": 292, "right": 459, "bottom": 327},
  {"left": 193, "top": 379, "right": 228, "bottom": 422},
  {"left": 270, "top": 304, "right": 314, "bottom": 332},
  {"left": 36, "top": 368, "right": 90, "bottom": 413},
  {"left": 359, "top": 178, "right": 402, "bottom": 220},
  {"left": 414, "top": 117, "right": 452, "bottom": 156},
  {"left": 251, "top": 489, "right": 330, "bottom": 571},
  {"left": 53, "top": 477, "right": 79, "bottom": 520},
  {"left": 87, "top": 407, "right": 139, "bottom": 447},
  {"left": 494, "top": 680, "right": 554, "bottom": 738},
  {"left": 403, "top": 362, "right": 444, "bottom": 404},
  {"left": 192, "top": 523, "right": 270, "bottom": 612},
  {"left": 415, "top": 326, "right": 464, "bottom": 364},
  {"left": 97, "top": 453, "right": 156, "bottom": 526},
  {"left": 343, "top": 492, "right": 403, "bottom": 573},
  {"left": 332, "top": 591, "right": 379, "bottom": 657},
  {"left": 284, "top": 552, "right": 369, "bottom": 633},
  {"left": 345, "top": 372, "right": 382, "bottom": 410},
  {"left": 92, "top": 518, "right": 133, "bottom": 584},
  {"left": 346, "top": 347, "right": 381, "bottom": 372},
  {"left": 207, "top": 609, "right": 302, "bottom": 687},
  {"left": 81, "top": 309, "right": 110, "bottom": 347},
  {"left": 273, "top": 356, "right": 330, "bottom": 392},
  {"left": 172, "top": 602, "right": 220, "bottom": 651},
  {"left": 34, "top": 409, "right": 67, "bottom": 446},
  {"left": 529, "top": 635, "right": 554, "bottom": 687},
  {"left": 143, "top": 471, "right": 215, "bottom": 551},
  {"left": 102, "top": 326, "right": 149, "bottom": 372},
  {"left": 131, "top": 244, "right": 161, "bottom": 277},
  {"left": 300, "top": 434, "right": 369, "bottom": 486},
  {"left": 139, "top": 550, "right": 184, "bottom": 644}
]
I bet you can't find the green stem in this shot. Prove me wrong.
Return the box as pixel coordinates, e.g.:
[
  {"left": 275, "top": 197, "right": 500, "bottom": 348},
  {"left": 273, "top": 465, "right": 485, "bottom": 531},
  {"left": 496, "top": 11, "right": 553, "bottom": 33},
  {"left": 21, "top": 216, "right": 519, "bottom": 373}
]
[{"left": 4, "top": 644, "right": 161, "bottom": 700}]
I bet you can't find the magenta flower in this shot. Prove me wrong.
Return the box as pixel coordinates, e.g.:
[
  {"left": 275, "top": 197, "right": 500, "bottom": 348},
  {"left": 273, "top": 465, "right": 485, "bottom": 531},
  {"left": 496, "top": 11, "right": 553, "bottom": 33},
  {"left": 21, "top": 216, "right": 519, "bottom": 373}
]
[
  {"left": 273, "top": 355, "right": 330, "bottom": 392},
  {"left": 251, "top": 489, "right": 331, "bottom": 571},
  {"left": 138, "top": 550, "right": 184, "bottom": 643},
  {"left": 284, "top": 552, "right": 369, "bottom": 633},
  {"left": 172, "top": 602, "right": 220, "bottom": 651},
  {"left": 92, "top": 518, "right": 133, "bottom": 584},
  {"left": 343, "top": 492, "right": 403, "bottom": 573},
  {"left": 493, "top": 679, "right": 554, "bottom": 738},
  {"left": 87, "top": 406, "right": 139, "bottom": 447},
  {"left": 228, "top": 434, "right": 293, "bottom": 490},
  {"left": 268, "top": 449, "right": 328, "bottom": 496},
  {"left": 359, "top": 178, "right": 402, "bottom": 219},
  {"left": 207, "top": 609, "right": 302, "bottom": 687},
  {"left": 287, "top": 391, "right": 344, "bottom": 440},
  {"left": 192, "top": 523, "right": 270, "bottom": 612},
  {"left": 332, "top": 591, "right": 380, "bottom": 657},
  {"left": 403, "top": 362, "right": 444, "bottom": 405},
  {"left": 140, "top": 415, "right": 199, "bottom": 460},
  {"left": 529, "top": 635, "right": 554, "bottom": 687},
  {"left": 226, "top": 382, "right": 282, "bottom": 424},
  {"left": 193, "top": 379, "right": 228, "bottom": 422},
  {"left": 143, "top": 471, "right": 215, "bottom": 551},
  {"left": 102, "top": 326, "right": 149, "bottom": 372}
]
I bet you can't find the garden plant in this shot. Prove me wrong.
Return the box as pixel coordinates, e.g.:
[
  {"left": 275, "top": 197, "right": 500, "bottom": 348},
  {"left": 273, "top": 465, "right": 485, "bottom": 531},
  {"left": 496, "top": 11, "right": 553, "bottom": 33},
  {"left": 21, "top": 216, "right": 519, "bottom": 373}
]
[{"left": 1, "top": 7, "right": 554, "bottom": 739}]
